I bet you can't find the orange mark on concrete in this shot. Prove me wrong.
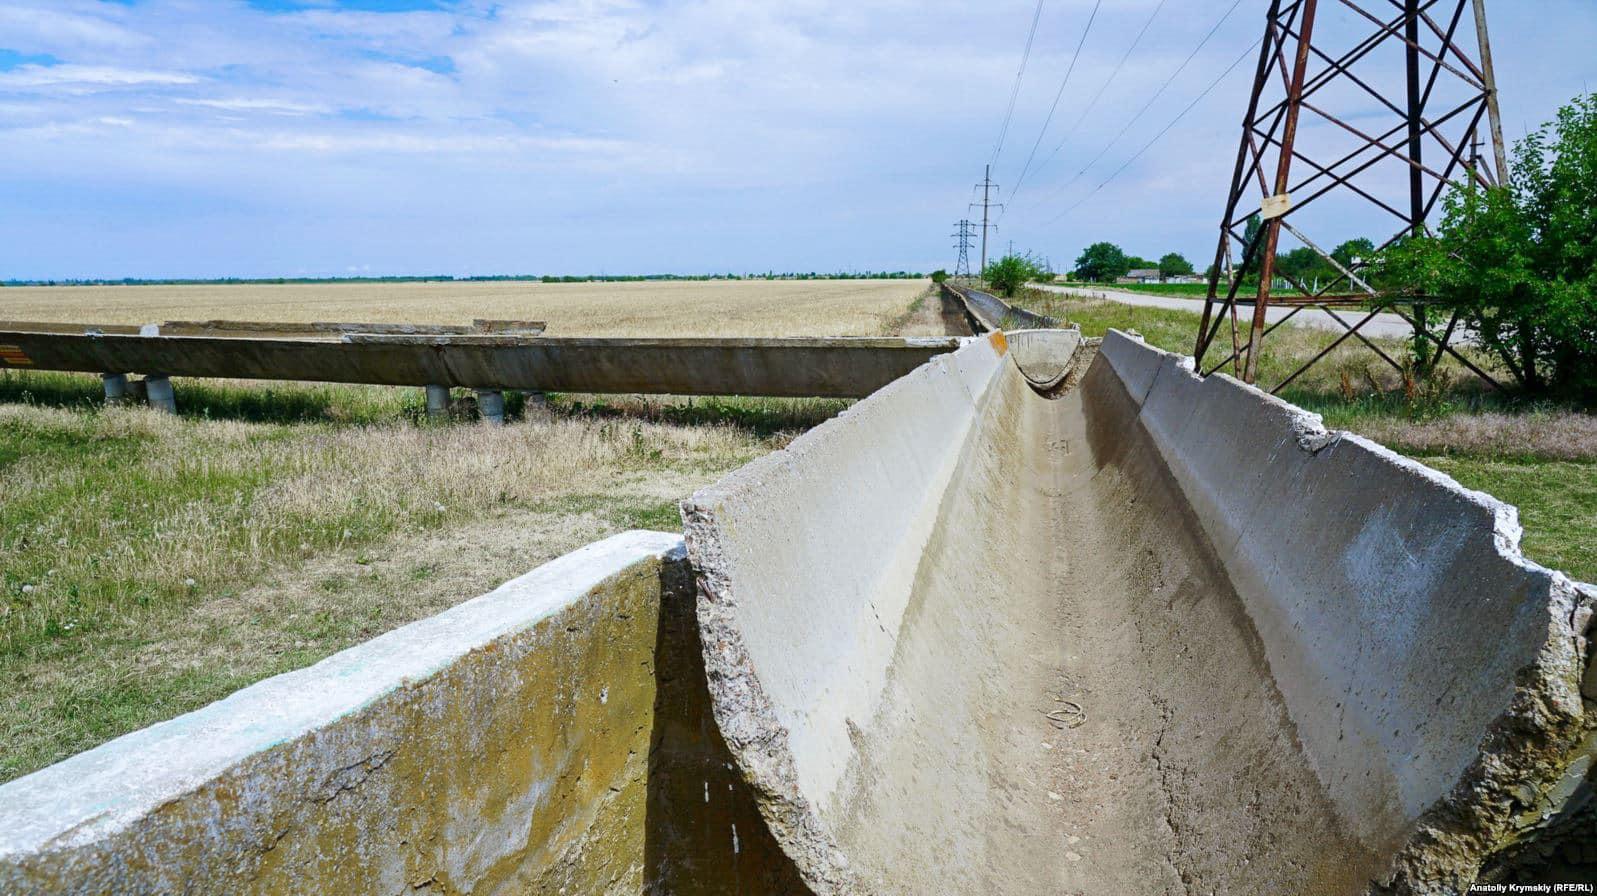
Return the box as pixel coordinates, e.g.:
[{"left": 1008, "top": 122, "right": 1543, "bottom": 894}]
[
  {"left": 988, "top": 331, "right": 1009, "bottom": 356},
  {"left": 0, "top": 345, "right": 33, "bottom": 366}
]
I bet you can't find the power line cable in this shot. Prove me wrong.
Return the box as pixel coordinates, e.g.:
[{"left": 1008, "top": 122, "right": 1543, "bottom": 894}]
[
  {"left": 1041, "top": 35, "right": 1263, "bottom": 227},
  {"left": 990, "top": 0, "right": 1047, "bottom": 170},
  {"left": 1006, "top": 0, "right": 1103, "bottom": 209},
  {"left": 1024, "top": 0, "right": 1246, "bottom": 215},
  {"left": 1019, "top": 0, "right": 1167, "bottom": 197}
]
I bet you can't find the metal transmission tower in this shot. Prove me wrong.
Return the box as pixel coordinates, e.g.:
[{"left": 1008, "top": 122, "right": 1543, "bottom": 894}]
[
  {"left": 1195, "top": 0, "right": 1509, "bottom": 391},
  {"left": 952, "top": 220, "right": 978, "bottom": 278},
  {"left": 970, "top": 165, "right": 1004, "bottom": 276}
]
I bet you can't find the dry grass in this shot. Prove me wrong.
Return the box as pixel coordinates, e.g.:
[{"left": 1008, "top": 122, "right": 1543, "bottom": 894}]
[
  {"left": 1353, "top": 411, "right": 1597, "bottom": 462},
  {"left": 0, "top": 279, "right": 928, "bottom": 338},
  {"left": 0, "top": 399, "right": 798, "bottom": 780}
]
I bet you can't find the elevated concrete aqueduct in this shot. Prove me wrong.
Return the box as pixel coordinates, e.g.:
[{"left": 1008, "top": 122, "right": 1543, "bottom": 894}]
[{"left": 2, "top": 300, "right": 1594, "bottom": 893}]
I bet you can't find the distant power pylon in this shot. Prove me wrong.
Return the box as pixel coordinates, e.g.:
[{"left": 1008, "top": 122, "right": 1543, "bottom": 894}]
[
  {"left": 1196, "top": 0, "right": 1508, "bottom": 391},
  {"left": 970, "top": 165, "right": 1004, "bottom": 276},
  {"left": 952, "top": 220, "right": 978, "bottom": 278}
]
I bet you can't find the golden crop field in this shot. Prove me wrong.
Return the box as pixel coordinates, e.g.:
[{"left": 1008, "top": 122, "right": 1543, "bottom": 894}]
[{"left": 0, "top": 279, "right": 931, "bottom": 338}]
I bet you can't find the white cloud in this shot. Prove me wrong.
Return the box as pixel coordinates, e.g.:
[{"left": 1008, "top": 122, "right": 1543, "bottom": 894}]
[
  {"left": 175, "top": 97, "right": 332, "bottom": 116},
  {"left": 0, "top": 0, "right": 1591, "bottom": 278},
  {"left": 0, "top": 64, "right": 200, "bottom": 92},
  {"left": 0, "top": 5, "right": 148, "bottom": 50}
]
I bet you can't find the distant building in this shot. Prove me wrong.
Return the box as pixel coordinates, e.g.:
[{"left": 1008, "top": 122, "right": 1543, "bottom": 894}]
[{"left": 1117, "top": 268, "right": 1161, "bottom": 284}]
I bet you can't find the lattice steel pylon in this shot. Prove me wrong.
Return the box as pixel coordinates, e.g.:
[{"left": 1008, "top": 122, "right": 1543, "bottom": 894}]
[
  {"left": 1195, "top": 0, "right": 1508, "bottom": 391},
  {"left": 952, "top": 219, "right": 978, "bottom": 278}
]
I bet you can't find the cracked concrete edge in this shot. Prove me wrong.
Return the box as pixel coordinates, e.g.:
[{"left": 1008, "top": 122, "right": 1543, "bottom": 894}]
[
  {"left": 1375, "top": 567, "right": 1595, "bottom": 894},
  {"left": 678, "top": 333, "right": 1010, "bottom": 896},
  {"left": 1102, "top": 329, "right": 1597, "bottom": 892},
  {"left": 0, "top": 529, "right": 684, "bottom": 891},
  {"left": 679, "top": 501, "right": 862, "bottom": 896}
]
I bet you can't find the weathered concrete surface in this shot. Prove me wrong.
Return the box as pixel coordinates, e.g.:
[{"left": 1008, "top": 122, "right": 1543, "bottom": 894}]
[
  {"left": 1006, "top": 327, "right": 1084, "bottom": 390},
  {"left": 0, "top": 330, "right": 960, "bottom": 398},
  {"left": 0, "top": 531, "right": 805, "bottom": 895},
  {"left": 682, "top": 330, "right": 1596, "bottom": 895}
]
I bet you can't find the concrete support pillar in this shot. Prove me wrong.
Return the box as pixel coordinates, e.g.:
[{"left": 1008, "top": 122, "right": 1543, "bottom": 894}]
[
  {"left": 101, "top": 373, "right": 129, "bottom": 403},
  {"left": 520, "top": 390, "right": 552, "bottom": 422},
  {"left": 425, "top": 384, "right": 451, "bottom": 419},
  {"left": 476, "top": 389, "right": 505, "bottom": 426},
  {"left": 144, "top": 376, "right": 176, "bottom": 414}
]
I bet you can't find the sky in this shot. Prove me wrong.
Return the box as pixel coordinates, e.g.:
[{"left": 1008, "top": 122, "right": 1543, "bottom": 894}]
[{"left": 1, "top": 0, "right": 1594, "bottom": 280}]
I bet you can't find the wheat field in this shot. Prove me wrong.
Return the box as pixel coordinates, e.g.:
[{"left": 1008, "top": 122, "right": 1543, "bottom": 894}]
[{"left": 0, "top": 279, "right": 929, "bottom": 338}]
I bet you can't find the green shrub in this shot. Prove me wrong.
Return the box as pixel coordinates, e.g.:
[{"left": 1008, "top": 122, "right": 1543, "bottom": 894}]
[
  {"left": 1377, "top": 92, "right": 1597, "bottom": 398},
  {"left": 982, "top": 254, "right": 1044, "bottom": 297}
]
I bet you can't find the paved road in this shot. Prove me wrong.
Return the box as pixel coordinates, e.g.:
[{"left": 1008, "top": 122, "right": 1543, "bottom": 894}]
[{"left": 1030, "top": 283, "right": 1455, "bottom": 343}]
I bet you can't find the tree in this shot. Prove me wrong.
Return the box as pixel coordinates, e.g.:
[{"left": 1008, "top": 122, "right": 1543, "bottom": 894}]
[
  {"left": 1274, "top": 246, "right": 1334, "bottom": 286},
  {"left": 1158, "top": 252, "right": 1195, "bottom": 279},
  {"left": 930, "top": 269, "right": 949, "bottom": 284},
  {"left": 1240, "top": 213, "right": 1265, "bottom": 275},
  {"left": 1073, "top": 242, "right": 1130, "bottom": 282},
  {"left": 981, "top": 253, "right": 1044, "bottom": 297},
  {"left": 1376, "top": 92, "right": 1597, "bottom": 396},
  {"left": 1331, "top": 238, "right": 1376, "bottom": 270}
]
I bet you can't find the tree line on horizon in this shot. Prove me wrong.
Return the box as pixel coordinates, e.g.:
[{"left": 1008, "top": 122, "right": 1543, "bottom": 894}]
[{"left": 1065, "top": 235, "right": 1382, "bottom": 288}]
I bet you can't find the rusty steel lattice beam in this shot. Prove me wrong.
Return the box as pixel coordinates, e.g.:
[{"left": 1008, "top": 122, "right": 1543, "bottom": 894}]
[{"left": 1195, "top": 0, "right": 1507, "bottom": 392}]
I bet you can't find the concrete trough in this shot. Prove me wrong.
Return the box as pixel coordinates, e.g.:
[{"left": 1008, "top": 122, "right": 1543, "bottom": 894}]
[
  {"left": 943, "top": 283, "right": 1058, "bottom": 332},
  {"left": 0, "top": 532, "right": 804, "bottom": 895},
  {"left": 682, "top": 330, "right": 1597, "bottom": 894},
  {"left": 0, "top": 330, "right": 962, "bottom": 398}
]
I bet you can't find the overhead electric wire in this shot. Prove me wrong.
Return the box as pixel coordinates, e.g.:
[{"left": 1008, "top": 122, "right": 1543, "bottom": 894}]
[
  {"left": 990, "top": 0, "right": 1047, "bottom": 170},
  {"left": 1018, "top": 0, "right": 1167, "bottom": 199},
  {"left": 1022, "top": 0, "right": 1247, "bottom": 216},
  {"left": 1005, "top": 0, "right": 1103, "bottom": 210},
  {"left": 1041, "top": 34, "right": 1264, "bottom": 227}
]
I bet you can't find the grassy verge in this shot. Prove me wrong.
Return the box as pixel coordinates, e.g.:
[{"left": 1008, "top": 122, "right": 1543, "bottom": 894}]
[
  {"left": 1048, "top": 280, "right": 1215, "bottom": 298},
  {"left": 1020, "top": 288, "right": 1597, "bottom": 584},
  {"left": 0, "top": 368, "right": 841, "bottom": 781}
]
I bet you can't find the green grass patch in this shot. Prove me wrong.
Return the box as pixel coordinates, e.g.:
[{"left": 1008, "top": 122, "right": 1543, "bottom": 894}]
[
  {"left": 1053, "top": 280, "right": 1215, "bottom": 298},
  {"left": 554, "top": 393, "right": 848, "bottom": 439},
  {"left": 1418, "top": 458, "right": 1597, "bottom": 583},
  {"left": 527, "top": 494, "right": 685, "bottom": 532}
]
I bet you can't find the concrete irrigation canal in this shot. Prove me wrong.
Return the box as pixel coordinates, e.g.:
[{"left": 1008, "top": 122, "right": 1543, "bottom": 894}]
[{"left": 2, "top": 328, "right": 1593, "bottom": 894}]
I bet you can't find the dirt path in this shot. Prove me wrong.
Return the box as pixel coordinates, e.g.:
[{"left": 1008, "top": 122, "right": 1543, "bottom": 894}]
[{"left": 888, "top": 286, "right": 976, "bottom": 337}]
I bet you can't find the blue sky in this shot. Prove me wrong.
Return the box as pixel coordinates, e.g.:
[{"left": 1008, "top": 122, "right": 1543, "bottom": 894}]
[{"left": 1, "top": 0, "right": 1594, "bottom": 279}]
